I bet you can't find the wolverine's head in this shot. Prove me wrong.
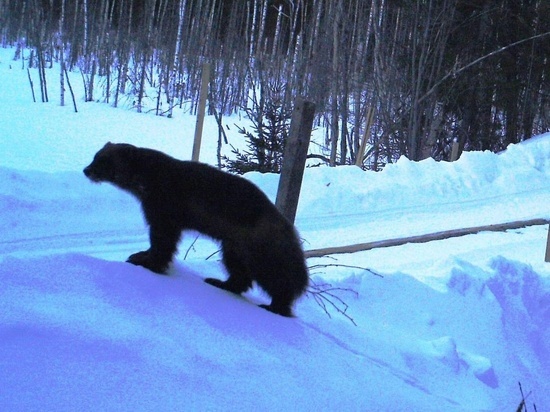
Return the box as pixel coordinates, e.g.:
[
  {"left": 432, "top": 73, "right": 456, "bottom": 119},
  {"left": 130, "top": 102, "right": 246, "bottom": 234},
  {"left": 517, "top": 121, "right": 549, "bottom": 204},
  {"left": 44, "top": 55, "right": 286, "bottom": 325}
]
[{"left": 83, "top": 142, "right": 137, "bottom": 185}]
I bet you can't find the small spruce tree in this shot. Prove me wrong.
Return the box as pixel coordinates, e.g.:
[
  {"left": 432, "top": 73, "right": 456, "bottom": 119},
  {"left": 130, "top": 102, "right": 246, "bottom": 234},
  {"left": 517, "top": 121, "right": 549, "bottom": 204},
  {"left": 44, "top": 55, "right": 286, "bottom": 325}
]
[{"left": 223, "top": 81, "right": 292, "bottom": 174}]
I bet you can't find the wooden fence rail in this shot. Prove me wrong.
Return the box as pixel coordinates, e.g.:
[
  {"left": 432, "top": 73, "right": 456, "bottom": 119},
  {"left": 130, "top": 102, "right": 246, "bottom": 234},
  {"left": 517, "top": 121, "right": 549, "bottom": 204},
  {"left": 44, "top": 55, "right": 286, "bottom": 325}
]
[{"left": 305, "top": 218, "right": 549, "bottom": 259}]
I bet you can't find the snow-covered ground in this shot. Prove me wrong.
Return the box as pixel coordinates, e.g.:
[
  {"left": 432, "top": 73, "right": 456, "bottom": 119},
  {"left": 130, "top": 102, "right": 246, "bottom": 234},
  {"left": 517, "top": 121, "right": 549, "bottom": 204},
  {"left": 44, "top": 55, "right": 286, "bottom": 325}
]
[{"left": 1, "top": 46, "right": 549, "bottom": 411}]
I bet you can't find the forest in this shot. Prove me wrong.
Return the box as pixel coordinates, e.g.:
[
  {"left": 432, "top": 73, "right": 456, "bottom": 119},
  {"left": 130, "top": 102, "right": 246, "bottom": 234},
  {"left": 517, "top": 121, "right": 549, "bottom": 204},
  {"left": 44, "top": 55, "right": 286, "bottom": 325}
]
[{"left": 1, "top": 0, "right": 549, "bottom": 169}]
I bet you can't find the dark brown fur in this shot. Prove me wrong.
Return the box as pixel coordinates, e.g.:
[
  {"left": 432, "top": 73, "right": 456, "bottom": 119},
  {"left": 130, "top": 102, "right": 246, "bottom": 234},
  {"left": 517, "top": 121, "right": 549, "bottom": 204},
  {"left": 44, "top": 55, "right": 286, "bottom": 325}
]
[{"left": 84, "top": 142, "right": 309, "bottom": 316}]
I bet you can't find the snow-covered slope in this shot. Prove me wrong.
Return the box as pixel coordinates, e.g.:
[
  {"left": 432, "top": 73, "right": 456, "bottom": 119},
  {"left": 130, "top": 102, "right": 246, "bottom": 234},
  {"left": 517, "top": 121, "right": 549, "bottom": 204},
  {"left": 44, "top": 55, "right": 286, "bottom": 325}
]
[{"left": 1, "top": 46, "right": 549, "bottom": 411}]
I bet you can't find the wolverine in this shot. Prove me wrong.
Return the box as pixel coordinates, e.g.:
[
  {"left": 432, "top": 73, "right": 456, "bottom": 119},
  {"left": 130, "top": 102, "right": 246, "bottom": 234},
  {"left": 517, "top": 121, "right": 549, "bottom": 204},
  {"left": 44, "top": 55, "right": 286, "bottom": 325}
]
[{"left": 84, "top": 142, "right": 309, "bottom": 317}]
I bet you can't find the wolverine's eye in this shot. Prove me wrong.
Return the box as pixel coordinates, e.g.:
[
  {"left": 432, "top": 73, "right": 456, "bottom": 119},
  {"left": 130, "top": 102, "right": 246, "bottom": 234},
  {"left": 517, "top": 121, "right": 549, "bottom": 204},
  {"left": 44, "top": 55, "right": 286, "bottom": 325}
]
[
  {"left": 86, "top": 153, "right": 115, "bottom": 180},
  {"left": 94, "top": 153, "right": 111, "bottom": 168}
]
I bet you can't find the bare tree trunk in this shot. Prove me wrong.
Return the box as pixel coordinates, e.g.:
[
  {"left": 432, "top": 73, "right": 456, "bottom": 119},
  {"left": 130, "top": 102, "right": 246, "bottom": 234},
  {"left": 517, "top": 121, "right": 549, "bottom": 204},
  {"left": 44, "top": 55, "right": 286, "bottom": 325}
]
[
  {"left": 58, "top": 0, "right": 65, "bottom": 106},
  {"left": 82, "top": 0, "right": 88, "bottom": 56},
  {"left": 37, "top": 41, "right": 49, "bottom": 103},
  {"left": 272, "top": 5, "right": 283, "bottom": 56},
  {"left": 329, "top": 0, "right": 341, "bottom": 166},
  {"left": 169, "top": 0, "right": 187, "bottom": 118}
]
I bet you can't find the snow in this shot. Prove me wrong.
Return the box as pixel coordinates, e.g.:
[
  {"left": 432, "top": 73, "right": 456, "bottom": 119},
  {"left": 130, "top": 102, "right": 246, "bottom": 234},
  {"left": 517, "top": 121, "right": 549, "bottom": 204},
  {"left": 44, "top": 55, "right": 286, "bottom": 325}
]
[{"left": 1, "top": 46, "right": 549, "bottom": 411}]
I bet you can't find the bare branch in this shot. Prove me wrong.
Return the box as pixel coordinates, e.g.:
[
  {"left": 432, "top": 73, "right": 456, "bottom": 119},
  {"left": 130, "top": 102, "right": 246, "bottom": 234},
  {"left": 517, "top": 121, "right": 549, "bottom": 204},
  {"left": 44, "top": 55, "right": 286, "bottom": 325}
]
[
  {"left": 306, "top": 279, "right": 358, "bottom": 326},
  {"left": 183, "top": 235, "right": 200, "bottom": 260},
  {"left": 419, "top": 31, "right": 550, "bottom": 104}
]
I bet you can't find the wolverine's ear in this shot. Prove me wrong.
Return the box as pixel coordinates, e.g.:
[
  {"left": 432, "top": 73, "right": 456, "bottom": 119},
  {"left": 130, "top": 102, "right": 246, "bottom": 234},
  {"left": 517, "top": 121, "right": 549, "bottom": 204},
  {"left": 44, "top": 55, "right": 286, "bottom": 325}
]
[{"left": 104, "top": 142, "right": 113, "bottom": 148}]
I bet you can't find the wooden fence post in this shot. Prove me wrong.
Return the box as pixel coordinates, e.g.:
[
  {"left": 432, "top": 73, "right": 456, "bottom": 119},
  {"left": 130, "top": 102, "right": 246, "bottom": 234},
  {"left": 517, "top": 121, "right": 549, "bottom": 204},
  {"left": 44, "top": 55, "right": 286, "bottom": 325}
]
[
  {"left": 355, "top": 106, "right": 375, "bottom": 167},
  {"left": 192, "top": 62, "right": 211, "bottom": 162},
  {"left": 275, "top": 97, "right": 316, "bottom": 223},
  {"left": 545, "top": 223, "right": 550, "bottom": 263}
]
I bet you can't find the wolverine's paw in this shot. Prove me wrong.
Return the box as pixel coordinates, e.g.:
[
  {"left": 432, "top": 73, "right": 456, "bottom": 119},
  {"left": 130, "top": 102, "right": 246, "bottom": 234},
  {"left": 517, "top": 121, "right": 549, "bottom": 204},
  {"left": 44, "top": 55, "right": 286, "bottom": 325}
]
[
  {"left": 204, "top": 277, "right": 227, "bottom": 289},
  {"left": 127, "top": 251, "right": 168, "bottom": 274},
  {"left": 204, "top": 277, "right": 245, "bottom": 294},
  {"left": 127, "top": 250, "right": 149, "bottom": 264},
  {"left": 259, "top": 303, "right": 293, "bottom": 318}
]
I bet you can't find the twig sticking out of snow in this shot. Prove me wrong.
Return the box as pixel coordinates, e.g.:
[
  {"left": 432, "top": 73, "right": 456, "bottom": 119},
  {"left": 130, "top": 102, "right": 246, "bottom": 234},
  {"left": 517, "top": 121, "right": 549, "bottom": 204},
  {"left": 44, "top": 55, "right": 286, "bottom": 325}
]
[
  {"left": 516, "top": 381, "right": 537, "bottom": 412},
  {"left": 305, "top": 263, "right": 382, "bottom": 325},
  {"left": 307, "top": 279, "right": 359, "bottom": 326},
  {"left": 183, "top": 235, "right": 200, "bottom": 260}
]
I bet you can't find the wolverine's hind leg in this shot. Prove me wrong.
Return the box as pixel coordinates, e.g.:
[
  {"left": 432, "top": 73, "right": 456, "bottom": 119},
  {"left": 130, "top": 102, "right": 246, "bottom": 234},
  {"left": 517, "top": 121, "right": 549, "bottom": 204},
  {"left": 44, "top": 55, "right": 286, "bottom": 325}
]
[{"left": 259, "top": 296, "right": 294, "bottom": 317}]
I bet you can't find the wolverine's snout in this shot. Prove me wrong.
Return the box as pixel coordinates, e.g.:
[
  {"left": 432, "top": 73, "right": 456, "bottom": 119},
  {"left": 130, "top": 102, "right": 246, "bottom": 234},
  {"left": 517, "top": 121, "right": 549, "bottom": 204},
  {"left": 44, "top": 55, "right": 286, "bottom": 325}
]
[{"left": 83, "top": 165, "right": 100, "bottom": 182}]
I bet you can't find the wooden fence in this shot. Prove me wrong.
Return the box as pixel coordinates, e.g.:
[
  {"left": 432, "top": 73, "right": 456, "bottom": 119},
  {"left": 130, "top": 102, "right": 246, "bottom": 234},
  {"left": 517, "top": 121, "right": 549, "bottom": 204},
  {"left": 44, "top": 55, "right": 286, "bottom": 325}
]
[{"left": 305, "top": 218, "right": 550, "bottom": 260}]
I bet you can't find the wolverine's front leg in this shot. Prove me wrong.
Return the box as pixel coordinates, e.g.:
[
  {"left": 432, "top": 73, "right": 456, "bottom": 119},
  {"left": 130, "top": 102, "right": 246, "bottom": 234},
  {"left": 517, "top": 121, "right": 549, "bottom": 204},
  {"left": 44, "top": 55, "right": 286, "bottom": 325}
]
[{"left": 127, "top": 225, "right": 181, "bottom": 274}]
